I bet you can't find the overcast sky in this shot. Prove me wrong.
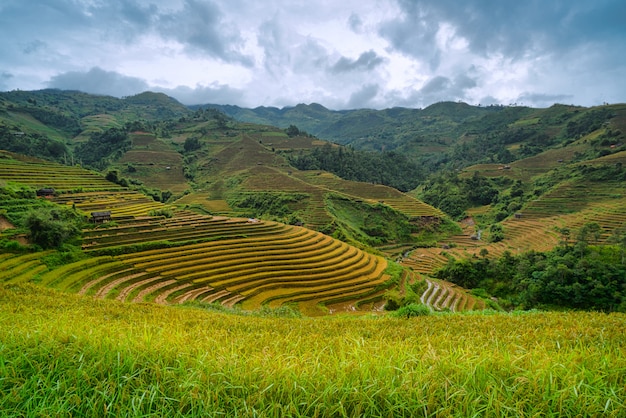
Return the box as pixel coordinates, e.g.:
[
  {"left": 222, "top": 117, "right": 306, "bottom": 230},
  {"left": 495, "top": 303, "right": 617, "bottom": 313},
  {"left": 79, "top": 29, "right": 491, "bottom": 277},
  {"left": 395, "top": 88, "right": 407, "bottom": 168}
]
[{"left": 1, "top": 0, "right": 624, "bottom": 109}]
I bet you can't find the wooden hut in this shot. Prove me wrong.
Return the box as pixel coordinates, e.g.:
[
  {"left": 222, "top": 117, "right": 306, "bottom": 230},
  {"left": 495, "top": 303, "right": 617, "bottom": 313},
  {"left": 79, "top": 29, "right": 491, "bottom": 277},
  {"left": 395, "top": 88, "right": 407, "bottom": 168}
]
[
  {"left": 36, "top": 188, "right": 55, "bottom": 197},
  {"left": 90, "top": 211, "right": 112, "bottom": 223}
]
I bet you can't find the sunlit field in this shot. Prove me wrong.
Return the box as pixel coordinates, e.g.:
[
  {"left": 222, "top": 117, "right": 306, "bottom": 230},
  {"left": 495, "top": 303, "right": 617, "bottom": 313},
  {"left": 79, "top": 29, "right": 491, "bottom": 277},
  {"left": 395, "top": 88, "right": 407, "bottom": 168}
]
[{"left": 1, "top": 283, "right": 624, "bottom": 417}]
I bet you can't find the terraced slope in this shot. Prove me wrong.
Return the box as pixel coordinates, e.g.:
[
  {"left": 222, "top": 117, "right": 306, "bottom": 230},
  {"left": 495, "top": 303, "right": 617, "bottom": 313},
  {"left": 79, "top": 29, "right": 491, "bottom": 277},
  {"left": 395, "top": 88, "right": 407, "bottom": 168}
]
[
  {"left": 53, "top": 190, "right": 173, "bottom": 218},
  {"left": 404, "top": 178, "right": 626, "bottom": 274},
  {"left": 115, "top": 132, "right": 188, "bottom": 194},
  {"left": 0, "top": 149, "right": 472, "bottom": 314},
  {"left": 34, "top": 216, "right": 391, "bottom": 316},
  {"left": 419, "top": 277, "right": 485, "bottom": 312},
  {"left": 0, "top": 150, "right": 122, "bottom": 192},
  {"left": 291, "top": 170, "right": 445, "bottom": 219},
  {"left": 0, "top": 252, "right": 52, "bottom": 284}
]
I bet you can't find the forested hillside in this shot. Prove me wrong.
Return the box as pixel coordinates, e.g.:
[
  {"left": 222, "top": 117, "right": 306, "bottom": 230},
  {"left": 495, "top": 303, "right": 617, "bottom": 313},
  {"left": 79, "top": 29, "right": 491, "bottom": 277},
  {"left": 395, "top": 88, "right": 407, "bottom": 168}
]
[{"left": 1, "top": 89, "right": 626, "bottom": 312}]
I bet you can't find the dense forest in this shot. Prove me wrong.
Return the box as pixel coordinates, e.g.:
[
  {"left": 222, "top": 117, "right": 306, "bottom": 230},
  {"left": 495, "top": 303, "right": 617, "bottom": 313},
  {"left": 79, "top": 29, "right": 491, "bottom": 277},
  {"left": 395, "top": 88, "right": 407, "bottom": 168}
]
[
  {"left": 284, "top": 143, "right": 426, "bottom": 192},
  {"left": 0, "top": 123, "right": 69, "bottom": 162},
  {"left": 435, "top": 224, "right": 626, "bottom": 312}
]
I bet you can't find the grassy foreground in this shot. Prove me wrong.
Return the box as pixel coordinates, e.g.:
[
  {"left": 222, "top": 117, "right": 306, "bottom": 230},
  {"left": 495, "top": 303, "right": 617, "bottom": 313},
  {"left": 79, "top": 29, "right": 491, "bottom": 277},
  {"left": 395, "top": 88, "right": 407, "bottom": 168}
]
[{"left": 1, "top": 284, "right": 625, "bottom": 417}]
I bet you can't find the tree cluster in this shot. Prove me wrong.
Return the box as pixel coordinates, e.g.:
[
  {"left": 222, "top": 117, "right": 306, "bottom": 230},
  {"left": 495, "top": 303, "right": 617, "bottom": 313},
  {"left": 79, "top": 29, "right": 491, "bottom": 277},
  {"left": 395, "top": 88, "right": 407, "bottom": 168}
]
[
  {"left": 435, "top": 224, "right": 626, "bottom": 312},
  {"left": 25, "top": 206, "right": 85, "bottom": 249},
  {"left": 74, "top": 127, "right": 131, "bottom": 169},
  {"left": 0, "top": 123, "right": 69, "bottom": 163},
  {"left": 285, "top": 143, "right": 425, "bottom": 192},
  {"left": 418, "top": 172, "right": 506, "bottom": 219}
]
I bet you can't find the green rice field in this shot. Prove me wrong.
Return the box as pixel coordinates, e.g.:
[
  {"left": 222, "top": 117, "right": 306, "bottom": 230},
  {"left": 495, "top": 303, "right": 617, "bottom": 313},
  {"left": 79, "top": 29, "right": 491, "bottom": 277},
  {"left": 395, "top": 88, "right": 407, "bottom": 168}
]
[{"left": 1, "top": 283, "right": 624, "bottom": 417}]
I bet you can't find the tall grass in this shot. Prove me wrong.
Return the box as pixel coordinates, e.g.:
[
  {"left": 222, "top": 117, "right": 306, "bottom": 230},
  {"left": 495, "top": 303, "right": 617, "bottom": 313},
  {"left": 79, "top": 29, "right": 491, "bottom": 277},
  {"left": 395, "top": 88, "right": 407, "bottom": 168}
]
[{"left": 1, "top": 283, "right": 624, "bottom": 417}]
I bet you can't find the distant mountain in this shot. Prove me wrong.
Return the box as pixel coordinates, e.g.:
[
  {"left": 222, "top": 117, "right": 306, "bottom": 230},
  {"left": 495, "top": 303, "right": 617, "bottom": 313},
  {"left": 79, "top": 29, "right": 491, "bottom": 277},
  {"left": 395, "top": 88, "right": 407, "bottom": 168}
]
[
  {"left": 1, "top": 89, "right": 626, "bottom": 277},
  {"left": 198, "top": 101, "right": 626, "bottom": 167},
  {"left": 196, "top": 101, "right": 503, "bottom": 148},
  {"left": 0, "top": 89, "right": 191, "bottom": 129}
]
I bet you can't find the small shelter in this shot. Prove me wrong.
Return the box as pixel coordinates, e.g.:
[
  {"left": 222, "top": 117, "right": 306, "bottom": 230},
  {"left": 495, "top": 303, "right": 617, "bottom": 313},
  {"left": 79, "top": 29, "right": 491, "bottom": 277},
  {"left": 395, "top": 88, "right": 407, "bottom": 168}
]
[
  {"left": 90, "top": 211, "right": 112, "bottom": 223},
  {"left": 36, "top": 188, "right": 55, "bottom": 198}
]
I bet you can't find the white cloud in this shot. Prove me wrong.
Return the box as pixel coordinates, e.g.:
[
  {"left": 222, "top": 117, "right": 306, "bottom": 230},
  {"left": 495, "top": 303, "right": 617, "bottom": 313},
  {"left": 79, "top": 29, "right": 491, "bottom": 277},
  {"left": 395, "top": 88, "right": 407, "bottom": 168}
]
[
  {"left": 48, "top": 67, "right": 149, "bottom": 97},
  {"left": 0, "top": 0, "right": 623, "bottom": 109}
]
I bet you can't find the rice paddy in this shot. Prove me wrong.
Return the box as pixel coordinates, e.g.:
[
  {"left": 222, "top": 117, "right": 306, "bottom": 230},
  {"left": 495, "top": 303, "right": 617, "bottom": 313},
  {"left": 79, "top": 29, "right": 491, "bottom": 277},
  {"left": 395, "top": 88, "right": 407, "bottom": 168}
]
[{"left": 1, "top": 283, "right": 624, "bottom": 417}]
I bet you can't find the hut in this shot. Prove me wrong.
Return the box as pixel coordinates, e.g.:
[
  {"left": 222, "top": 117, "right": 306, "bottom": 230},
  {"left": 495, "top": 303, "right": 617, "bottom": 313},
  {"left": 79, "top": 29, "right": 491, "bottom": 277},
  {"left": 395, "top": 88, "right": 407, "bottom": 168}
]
[
  {"left": 36, "top": 188, "right": 55, "bottom": 198},
  {"left": 90, "top": 211, "right": 112, "bottom": 223}
]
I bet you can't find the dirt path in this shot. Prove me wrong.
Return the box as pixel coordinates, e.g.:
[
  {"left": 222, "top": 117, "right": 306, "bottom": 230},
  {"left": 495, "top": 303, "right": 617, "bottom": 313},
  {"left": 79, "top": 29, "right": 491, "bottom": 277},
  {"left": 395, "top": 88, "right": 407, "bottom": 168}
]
[
  {"left": 0, "top": 216, "right": 13, "bottom": 230},
  {"left": 94, "top": 272, "right": 147, "bottom": 299},
  {"left": 115, "top": 276, "right": 164, "bottom": 302},
  {"left": 78, "top": 268, "right": 135, "bottom": 295},
  {"left": 154, "top": 283, "right": 193, "bottom": 304},
  {"left": 132, "top": 279, "right": 177, "bottom": 303}
]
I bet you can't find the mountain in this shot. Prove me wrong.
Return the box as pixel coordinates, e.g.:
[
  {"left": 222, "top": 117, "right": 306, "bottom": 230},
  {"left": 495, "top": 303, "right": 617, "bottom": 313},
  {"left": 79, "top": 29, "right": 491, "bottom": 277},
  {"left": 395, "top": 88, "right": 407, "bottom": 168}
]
[
  {"left": 202, "top": 101, "right": 626, "bottom": 169},
  {"left": 199, "top": 101, "right": 503, "bottom": 149},
  {"left": 0, "top": 89, "right": 191, "bottom": 140},
  {"left": 1, "top": 89, "right": 626, "bottom": 313}
]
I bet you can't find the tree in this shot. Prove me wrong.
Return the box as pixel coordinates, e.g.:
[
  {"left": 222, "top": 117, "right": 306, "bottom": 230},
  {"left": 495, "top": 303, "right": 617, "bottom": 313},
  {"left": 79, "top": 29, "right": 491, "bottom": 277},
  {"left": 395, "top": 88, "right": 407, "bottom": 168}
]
[
  {"left": 558, "top": 227, "right": 571, "bottom": 246},
  {"left": 25, "top": 206, "right": 85, "bottom": 249},
  {"left": 184, "top": 136, "right": 201, "bottom": 152},
  {"left": 609, "top": 227, "right": 626, "bottom": 264},
  {"left": 578, "top": 222, "right": 602, "bottom": 244},
  {"left": 575, "top": 222, "right": 602, "bottom": 257},
  {"left": 285, "top": 125, "right": 301, "bottom": 137}
]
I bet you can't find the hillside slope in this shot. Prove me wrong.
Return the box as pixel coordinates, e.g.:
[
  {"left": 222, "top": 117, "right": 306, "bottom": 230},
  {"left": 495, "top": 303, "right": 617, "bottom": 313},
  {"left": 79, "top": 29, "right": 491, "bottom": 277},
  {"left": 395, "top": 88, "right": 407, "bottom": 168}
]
[
  {"left": 2, "top": 90, "right": 625, "bottom": 307},
  {"left": 0, "top": 152, "right": 429, "bottom": 315}
]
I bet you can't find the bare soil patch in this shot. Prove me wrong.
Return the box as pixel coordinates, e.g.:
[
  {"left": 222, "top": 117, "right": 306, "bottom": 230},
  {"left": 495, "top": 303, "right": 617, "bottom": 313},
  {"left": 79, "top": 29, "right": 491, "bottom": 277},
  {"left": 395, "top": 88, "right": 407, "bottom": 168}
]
[{"left": 0, "top": 216, "right": 14, "bottom": 231}]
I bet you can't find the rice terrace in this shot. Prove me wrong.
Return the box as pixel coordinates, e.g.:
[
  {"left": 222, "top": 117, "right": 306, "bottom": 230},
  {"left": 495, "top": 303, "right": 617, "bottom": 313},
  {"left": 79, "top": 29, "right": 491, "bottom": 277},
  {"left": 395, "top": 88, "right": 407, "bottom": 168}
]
[{"left": 0, "top": 89, "right": 625, "bottom": 416}]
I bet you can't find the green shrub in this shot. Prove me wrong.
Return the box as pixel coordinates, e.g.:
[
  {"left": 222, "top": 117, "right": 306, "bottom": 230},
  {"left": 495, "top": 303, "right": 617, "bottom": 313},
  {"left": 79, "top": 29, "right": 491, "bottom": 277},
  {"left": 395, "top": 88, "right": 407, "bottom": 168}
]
[
  {"left": 488, "top": 224, "right": 505, "bottom": 242},
  {"left": 394, "top": 303, "right": 431, "bottom": 318},
  {"left": 41, "top": 245, "right": 87, "bottom": 268},
  {"left": 148, "top": 208, "right": 174, "bottom": 218},
  {"left": 0, "top": 239, "right": 29, "bottom": 252},
  {"left": 24, "top": 207, "right": 86, "bottom": 249}
]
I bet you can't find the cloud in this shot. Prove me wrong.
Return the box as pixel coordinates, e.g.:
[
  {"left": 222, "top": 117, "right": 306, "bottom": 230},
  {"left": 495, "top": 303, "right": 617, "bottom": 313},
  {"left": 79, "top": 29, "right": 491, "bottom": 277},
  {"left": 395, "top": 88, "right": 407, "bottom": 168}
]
[
  {"left": 44, "top": 66, "right": 243, "bottom": 105},
  {"left": 348, "top": 13, "right": 364, "bottom": 33},
  {"left": 330, "top": 50, "right": 385, "bottom": 74},
  {"left": 378, "top": 3, "right": 442, "bottom": 69},
  {"left": 516, "top": 92, "right": 574, "bottom": 107},
  {"left": 47, "top": 67, "right": 149, "bottom": 97},
  {"left": 346, "top": 83, "right": 379, "bottom": 108},
  {"left": 3, "top": 0, "right": 253, "bottom": 65},
  {"left": 157, "top": 0, "right": 254, "bottom": 66},
  {"left": 155, "top": 83, "right": 245, "bottom": 105},
  {"left": 257, "top": 16, "right": 294, "bottom": 76},
  {"left": 22, "top": 40, "right": 47, "bottom": 55},
  {"left": 0, "top": 72, "right": 14, "bottom": 91},
  {"left": 0, "top": 0, "right": 624, "bottom": 110},
  {"left": 385, "top": 73, "right": 478, "bottom": 108},
  {"left": 382, "top": 0, "right": 626, "bottom": 60}
]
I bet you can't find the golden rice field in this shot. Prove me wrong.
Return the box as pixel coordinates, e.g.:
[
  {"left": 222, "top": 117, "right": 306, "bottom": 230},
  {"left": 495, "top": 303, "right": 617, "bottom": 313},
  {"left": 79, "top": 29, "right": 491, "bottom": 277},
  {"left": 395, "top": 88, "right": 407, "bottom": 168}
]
[{"left": 1, "top": 283, "right": 624, "bottom": 417}]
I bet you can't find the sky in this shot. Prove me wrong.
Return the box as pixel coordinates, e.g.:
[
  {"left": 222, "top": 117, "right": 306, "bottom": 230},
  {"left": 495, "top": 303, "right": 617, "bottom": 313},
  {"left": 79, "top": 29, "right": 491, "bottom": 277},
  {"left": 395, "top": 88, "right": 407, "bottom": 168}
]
[{"left": 1, "top": 0, "right": 625, "bottom": 110}]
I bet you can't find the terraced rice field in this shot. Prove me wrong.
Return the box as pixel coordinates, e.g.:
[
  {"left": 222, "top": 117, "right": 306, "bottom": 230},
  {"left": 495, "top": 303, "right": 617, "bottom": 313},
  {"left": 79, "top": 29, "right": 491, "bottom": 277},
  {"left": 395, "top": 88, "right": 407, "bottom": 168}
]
[
  {"left": 0, "top": 151, "right": 123, "bottom": 192},
  {"left": 116, "top": 132, "right": 188, "bottom": 193},
  {"left": 53, "top": 190, "right": 172, "bottom": 218},
  {"left": 173, "top": 194, "right": 232, "bottom": 214},
  {"left": 242, "top": 166, "right": 333, "bottom": 228},
  {"left": 419, "top": 277, "right": 485, "bottom": 311},
  {"left": 403, "top": 178, "right": 626, "bottom": 275},
  {"left": 0, "top": 252, "right": 52, "bottom": 284},
  {"left": 243, "top": 165, "right": 443, "bottom": 226},
  {"left": 0, "top": 151, "right": 418, "bottom": 315},
  {"left": 207, "top": 135, "right": 290, "bottom": 173},
  {"left": 5, "top": 214, "right": 392, "bottom": 316}
]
